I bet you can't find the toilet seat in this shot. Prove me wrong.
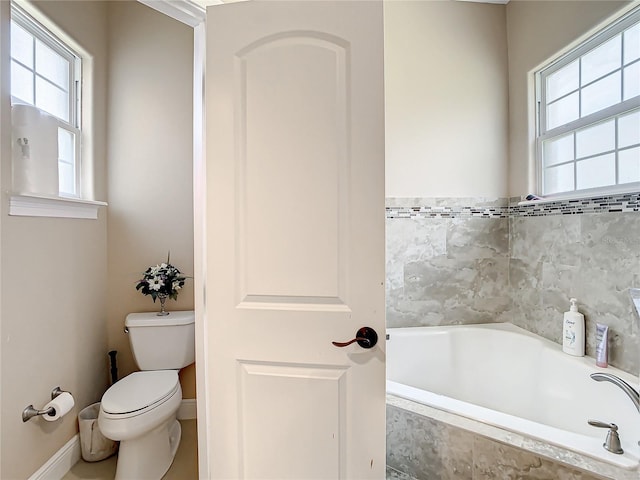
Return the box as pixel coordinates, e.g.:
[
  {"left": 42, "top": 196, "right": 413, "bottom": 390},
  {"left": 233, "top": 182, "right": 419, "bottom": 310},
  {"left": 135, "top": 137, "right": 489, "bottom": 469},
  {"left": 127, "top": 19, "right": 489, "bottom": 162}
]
[{"left": 102, "top": 370, "right": 179, "bottom": 417}]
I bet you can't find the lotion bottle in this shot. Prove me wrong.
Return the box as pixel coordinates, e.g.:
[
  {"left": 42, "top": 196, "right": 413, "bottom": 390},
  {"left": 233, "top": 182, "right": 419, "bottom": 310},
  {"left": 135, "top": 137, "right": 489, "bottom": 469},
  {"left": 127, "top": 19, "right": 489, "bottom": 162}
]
[{"left": 562, "top": 298, "right": 585, "bottom": 356}]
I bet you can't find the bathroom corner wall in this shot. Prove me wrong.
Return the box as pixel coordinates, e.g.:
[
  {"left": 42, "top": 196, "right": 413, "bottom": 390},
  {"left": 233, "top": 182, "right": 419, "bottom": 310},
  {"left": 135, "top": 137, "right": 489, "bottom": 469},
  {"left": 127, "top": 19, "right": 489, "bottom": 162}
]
[
  {"left": 0, "top": 2, "right": 109, "bottom": 479},
  {"left": 106, "top": 1, "right": 195, "bottom": 397},
  {"left": 386, "top": 198, "right": 510, "bottom": 328},
  {"left": 509, "top": 196, "right": 640, "bottom": 375},
  {"left": 386, "top": 194, "right": 640, "bottom": 375},
  {"left": 503, "top": 0, "right": 638, "bottom": 375}
]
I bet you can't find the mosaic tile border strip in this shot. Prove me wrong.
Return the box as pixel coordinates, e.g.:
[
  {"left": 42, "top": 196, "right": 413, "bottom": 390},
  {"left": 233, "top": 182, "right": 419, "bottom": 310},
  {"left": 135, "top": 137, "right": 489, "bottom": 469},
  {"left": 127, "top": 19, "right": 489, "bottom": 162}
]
[
  {"left": 386, "top": 205, "right": 509, "bottom": 219},
  {"left": 510, "top": 192, "right": 640, "bottom": 217},
  {"left": 386, "top": 192, "right": 640, "bottom": 219}
]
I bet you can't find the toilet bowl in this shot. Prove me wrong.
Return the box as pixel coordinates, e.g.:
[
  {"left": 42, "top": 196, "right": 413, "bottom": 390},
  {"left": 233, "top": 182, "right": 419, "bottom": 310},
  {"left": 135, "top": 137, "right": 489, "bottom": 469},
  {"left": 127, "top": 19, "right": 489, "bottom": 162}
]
[
  {"left": 97, "top": 311, "right": 195, "bottom": 480},
  {"left": 98, "top": 370, "right": 182, "bottom": 480}
]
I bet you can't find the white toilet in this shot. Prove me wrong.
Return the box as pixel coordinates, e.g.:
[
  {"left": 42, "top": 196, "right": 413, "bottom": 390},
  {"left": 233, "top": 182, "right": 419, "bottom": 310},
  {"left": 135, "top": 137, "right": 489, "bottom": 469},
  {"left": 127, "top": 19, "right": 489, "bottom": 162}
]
[{"left": 98, "top": 310, "right": 195, "bottom": 480}]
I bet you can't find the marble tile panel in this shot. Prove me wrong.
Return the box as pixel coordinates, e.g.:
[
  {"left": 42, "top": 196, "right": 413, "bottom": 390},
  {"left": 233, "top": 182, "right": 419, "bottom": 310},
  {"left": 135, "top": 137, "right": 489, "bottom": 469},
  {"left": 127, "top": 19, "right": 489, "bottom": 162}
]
[
  {"left": 386, "top": 210, "right": 509, "bottom": 329},
  {"left": 386, "top": 466, "right": 417, "bottom": 480},
  {"left": 510, "top": 212, "right": 640, "bottom": 374},
  {"left": 472, "top": 436, "right": 608, "bottom": 480},
  {"left": 386, "top": 296, "right": 446, "bottom": 327},
  {"left": 386, "top": 197, "right": 508, "bottom": 209},
  {"left": 387, "top": 395, "right": 637, "bottom": 480},
  {"left": 401, "top": 256, "right": 509, "bottom": 326},
  {"left": 386, "top": 217, "right": 447, "bottom": 293},
  {"left": 509, "top": 215, "right": 582, "bottom": 267},
  {"left": 446, "top": 217, "right": 509, "bottom": 261},
  {"left": 386, "top": 405, "right": 473, "bottom": 480}
]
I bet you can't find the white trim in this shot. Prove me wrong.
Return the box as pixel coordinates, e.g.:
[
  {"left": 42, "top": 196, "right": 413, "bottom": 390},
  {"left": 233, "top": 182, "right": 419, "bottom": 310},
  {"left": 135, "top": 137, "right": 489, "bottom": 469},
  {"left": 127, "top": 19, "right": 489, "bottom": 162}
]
[
  {"left": 178, "top": 398, "right": 198, "bottom": 420},
  {"left": 191, "top": 20, "right": 211, "bottom": 480},
  {"left": 137, "top": 0, "right": 206, "bottom": 27},
  {"left": 134, "top": 1, "right": 209, "bottom": 476},
  {"left": 28, "top": 435, "right": 81, "bottom": 480},
  {"left": 455, "top": 0, "right": 509, "bottom": 4},
  {"left": 9, "top": 193, "right": 107, "bottom": 219}
]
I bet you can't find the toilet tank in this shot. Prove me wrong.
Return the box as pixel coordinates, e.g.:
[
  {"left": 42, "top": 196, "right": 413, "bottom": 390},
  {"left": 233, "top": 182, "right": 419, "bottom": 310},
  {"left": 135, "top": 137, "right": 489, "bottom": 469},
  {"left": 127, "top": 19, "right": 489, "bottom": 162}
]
[{"left": 125, "top": 311, "right": 195, "bottom": 370}]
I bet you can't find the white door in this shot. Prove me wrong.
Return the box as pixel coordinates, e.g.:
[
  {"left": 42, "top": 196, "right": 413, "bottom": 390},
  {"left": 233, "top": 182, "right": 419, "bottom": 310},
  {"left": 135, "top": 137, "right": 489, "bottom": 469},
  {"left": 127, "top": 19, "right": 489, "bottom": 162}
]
[{"left": 204, "top": 2, "right": 385, "bottom": 478}]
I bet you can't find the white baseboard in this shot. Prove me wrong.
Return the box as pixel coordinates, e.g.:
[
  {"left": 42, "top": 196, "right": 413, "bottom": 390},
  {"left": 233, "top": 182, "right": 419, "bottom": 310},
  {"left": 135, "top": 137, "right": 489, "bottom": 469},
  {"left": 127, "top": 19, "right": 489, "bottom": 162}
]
[
  {"left": 178, "top": 398, "right": 197, "bottom": 420},
  {"left": 30, "top": 399, "right": 196, "bottom": 480},
  {"left": 28, "top": 435, "right": 81, "bottom": 480}
]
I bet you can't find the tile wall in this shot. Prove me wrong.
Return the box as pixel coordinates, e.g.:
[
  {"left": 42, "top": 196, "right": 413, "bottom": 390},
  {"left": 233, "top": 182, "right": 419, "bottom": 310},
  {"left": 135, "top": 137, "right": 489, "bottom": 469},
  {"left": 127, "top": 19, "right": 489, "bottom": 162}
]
[
  {"left": 386, "top": 193, "right": 640, "bottom": 375},
  {"left": 386, "top": 404, "right": 611, "bottom": 480},
  {"left": 386, "top": 198, "right": 510, "bottom": 328}
]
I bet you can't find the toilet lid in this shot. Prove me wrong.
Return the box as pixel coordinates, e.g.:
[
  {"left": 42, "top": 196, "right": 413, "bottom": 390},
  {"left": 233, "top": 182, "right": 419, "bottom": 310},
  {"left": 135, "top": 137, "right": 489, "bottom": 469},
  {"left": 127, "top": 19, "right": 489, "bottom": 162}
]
[{"left": 102, "top": 370, "right": 179, "bottom": 415}]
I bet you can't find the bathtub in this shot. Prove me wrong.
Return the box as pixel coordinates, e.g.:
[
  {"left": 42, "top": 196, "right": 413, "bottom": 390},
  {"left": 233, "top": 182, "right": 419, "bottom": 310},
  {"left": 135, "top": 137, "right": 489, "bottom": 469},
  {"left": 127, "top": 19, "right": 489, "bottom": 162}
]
[{"left": 386, "top": 323, "right": 640, "bottom": 473}]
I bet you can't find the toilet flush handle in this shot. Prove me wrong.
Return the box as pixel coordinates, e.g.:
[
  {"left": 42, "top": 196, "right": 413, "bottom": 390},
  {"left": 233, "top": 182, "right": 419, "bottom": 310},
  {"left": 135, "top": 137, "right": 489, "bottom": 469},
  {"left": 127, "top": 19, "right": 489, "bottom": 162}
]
[{"left": 124, "top": 326, "right": 129, "bottom": 334}]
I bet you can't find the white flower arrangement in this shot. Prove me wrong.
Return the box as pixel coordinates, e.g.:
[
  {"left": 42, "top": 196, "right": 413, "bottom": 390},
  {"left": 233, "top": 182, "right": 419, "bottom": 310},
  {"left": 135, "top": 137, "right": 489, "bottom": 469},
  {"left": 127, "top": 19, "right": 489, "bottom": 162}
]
[{"left": 136, "top": 257, "right": 186, "bottom": 302}]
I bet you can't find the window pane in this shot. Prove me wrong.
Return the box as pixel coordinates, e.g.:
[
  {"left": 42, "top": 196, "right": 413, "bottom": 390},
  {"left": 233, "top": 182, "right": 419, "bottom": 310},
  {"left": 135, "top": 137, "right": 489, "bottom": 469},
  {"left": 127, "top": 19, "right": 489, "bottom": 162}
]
[
  {"left": 544, "top": 163, "right": 574, "bottom": 195},
  {"left": 58, "top": 161, "right": 75, "bottom": 196},
  {"left": 58, "top": 128, "right": 76, "bottom": 196},
  {"left": 581, "top": 35, "right": 621, "bottom": 85},
  {"left": 576, "top": 153, "right": 616, "bottom": 190},
  {"left": 547, "top": 92, "right": 579, "bottom": 130},
  {"left": 35, "top": 77, "right": 68, "bottom": 122},
  {"left": 619, "top": 109, "right": 640, "bottom": 148},
  {"left": 58, "top": 128, "right": 74, "bottom": 162},
  {"left": 546, "top": 60, "right": 579, "bottom": 103},
  {"left": 624, "top": 23, "right": 640, "bottom": 65},
  {"left": 11, "top": 21, "right": 33, "bottom": 68},
  {"left": 576, "top": 119, "right": 615, "bottom": 158},
  {"left": 619, "top": 147, "right": 640, "bottom": 184},
  {"left": 11, "top": 60, "right": 33, "bottom": 104},
  {"left": 581, "top": 72, "right": 621, "bottom": 117},
  {"left": 36, "top": 39, "right": 69, "bottom": 90},
  {"left": 543, "top": 133, "right": 574, "bottom": 167},
  {"left": 623, "top": 62, "right": 640, "bottom": 100}
]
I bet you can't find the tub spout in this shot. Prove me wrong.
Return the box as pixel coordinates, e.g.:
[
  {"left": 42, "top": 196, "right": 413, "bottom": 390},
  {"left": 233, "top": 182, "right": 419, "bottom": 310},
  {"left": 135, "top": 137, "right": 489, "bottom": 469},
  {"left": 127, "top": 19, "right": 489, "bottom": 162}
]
[{"left": 590, "top": 373, "right": 640, "bottom": 413}]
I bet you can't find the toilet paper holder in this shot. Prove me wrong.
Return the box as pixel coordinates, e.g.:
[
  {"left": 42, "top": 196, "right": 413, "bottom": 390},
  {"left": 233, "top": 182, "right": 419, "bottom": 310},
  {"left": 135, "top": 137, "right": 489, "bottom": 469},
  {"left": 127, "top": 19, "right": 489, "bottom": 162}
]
[{"left": 22, "top": 387, "right": 69, "bottom": 422}]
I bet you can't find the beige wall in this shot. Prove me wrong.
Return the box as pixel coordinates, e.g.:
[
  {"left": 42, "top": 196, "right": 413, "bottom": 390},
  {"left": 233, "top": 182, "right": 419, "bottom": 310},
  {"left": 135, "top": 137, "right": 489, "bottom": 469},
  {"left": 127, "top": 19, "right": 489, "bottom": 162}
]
[
  {"left": 506, "top": 0, "right": 631, "bottom": 196},
  {"left": 384, "top": 0, "right": 509, "bottom": 198},
  {"left": 0, "top": 1, "right": 109, "bottom": 478},
  {"left": 106, "top": 2, "right": 195, "bottom": 396}
]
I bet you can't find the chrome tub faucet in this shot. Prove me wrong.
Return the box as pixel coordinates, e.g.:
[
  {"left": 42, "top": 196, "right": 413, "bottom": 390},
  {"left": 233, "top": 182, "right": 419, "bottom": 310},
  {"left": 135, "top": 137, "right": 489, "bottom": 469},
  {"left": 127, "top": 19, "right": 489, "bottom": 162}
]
[{"left": 590, "top": 372, "right": 640, "bottom": 413}]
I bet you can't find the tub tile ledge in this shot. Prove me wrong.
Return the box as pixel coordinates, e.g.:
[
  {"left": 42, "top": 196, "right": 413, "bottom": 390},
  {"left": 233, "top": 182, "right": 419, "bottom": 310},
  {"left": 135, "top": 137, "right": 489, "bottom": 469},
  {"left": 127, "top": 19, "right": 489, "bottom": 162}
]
[{"left": 386, "top": 394, "right": 638, "bottom": 480}]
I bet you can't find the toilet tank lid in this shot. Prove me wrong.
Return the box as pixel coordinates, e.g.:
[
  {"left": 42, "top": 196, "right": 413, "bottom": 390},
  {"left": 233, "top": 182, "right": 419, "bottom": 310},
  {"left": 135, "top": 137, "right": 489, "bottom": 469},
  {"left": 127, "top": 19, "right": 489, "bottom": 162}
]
[{"left": 125, "top": 310, "right": 195, "bottom": 327}]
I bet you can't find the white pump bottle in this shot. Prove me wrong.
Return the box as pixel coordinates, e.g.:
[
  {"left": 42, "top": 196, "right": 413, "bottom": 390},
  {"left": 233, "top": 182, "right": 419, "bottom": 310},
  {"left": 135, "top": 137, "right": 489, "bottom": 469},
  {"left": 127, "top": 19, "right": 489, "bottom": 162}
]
[{"left": 562, "top": 298, "right": 585, "bottom": 356}]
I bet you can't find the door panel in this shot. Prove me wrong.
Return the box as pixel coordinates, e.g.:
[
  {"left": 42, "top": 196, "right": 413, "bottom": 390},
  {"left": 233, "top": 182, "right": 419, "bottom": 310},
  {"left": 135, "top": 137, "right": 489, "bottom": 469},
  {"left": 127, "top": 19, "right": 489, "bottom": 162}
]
[
  {"left": 238, "top": 32, "right": 349, "bottom": 305},
  {"left": 205, "top": 2, "right": 385, "bottom": 478},
  {"left": 239, "top": 362, "right": 347, "bottom": 479}
]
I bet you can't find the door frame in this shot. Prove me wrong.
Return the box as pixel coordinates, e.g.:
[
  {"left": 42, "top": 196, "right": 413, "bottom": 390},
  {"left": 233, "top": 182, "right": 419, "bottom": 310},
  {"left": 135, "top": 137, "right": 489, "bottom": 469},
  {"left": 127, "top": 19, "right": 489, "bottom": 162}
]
[{"left": 136, "top": 1, "right": 211, "bottom": 477}]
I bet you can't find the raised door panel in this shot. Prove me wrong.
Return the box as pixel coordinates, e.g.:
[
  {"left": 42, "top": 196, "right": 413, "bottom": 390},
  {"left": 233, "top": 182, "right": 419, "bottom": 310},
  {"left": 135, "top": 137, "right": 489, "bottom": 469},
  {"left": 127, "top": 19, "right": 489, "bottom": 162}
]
[{"left": 237, "top": 33, "right": 349, "bottom": 309}]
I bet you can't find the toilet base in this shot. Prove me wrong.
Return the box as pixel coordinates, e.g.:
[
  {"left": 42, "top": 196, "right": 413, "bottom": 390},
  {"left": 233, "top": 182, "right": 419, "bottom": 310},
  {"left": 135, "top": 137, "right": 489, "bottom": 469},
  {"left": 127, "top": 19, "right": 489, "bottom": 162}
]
[{"left": 114, "top": 416, "right": 181, "bottom": 480}]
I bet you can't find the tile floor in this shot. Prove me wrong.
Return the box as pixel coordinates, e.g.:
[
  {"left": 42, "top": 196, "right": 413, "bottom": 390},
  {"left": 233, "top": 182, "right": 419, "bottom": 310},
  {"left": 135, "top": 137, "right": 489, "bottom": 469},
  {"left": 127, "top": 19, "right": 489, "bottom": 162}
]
[{"left": 62, "top": 419, "right": 198, "bottom": 480}]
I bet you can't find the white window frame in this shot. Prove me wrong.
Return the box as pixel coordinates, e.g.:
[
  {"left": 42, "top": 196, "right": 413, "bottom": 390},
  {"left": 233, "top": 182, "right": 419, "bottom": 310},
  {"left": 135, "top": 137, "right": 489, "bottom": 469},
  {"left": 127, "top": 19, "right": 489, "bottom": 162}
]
[
  {"left": 535, "top": 6, "right": 640, "bottom": 198},
  {"left": 10, "top": 2, "right": 82, "bottom": 198}
]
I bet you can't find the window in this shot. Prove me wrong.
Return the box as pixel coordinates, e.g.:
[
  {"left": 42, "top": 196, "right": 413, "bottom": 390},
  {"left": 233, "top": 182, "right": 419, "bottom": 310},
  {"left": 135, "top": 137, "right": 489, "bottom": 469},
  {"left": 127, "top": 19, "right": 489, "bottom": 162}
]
[
  {"left": 536, "top": 7, "right": 640, "bottom": 197},
  {"left": 10, "top": 4, "right": 81, "bottom": 198}
]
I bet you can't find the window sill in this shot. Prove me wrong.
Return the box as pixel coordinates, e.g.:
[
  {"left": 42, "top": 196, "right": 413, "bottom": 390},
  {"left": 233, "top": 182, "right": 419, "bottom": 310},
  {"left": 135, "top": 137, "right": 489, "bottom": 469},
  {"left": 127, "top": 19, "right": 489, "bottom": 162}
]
[
  {"left": 517, "top": 187, "right": 640, "bottom": 207},
  {"left": 9, "top": 193, "right": 107, "bottom": 219}
]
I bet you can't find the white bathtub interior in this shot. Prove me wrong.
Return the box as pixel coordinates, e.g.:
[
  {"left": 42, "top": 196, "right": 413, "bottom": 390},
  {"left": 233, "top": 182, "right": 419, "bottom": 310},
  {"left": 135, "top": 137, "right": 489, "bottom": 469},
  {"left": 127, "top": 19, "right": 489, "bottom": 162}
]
[{"left": 386, "top": 322, "right": 640, "bottom": 471}]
